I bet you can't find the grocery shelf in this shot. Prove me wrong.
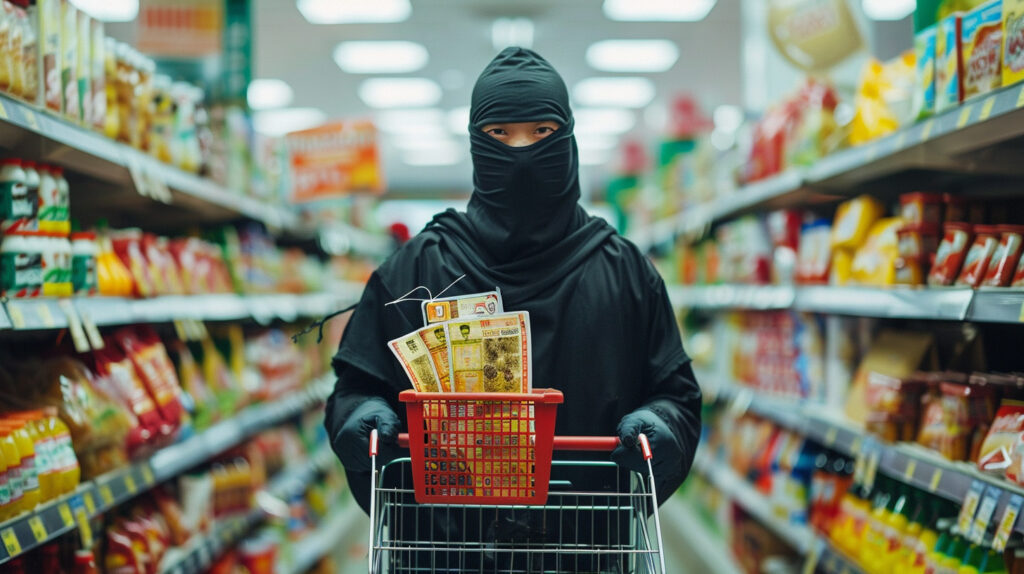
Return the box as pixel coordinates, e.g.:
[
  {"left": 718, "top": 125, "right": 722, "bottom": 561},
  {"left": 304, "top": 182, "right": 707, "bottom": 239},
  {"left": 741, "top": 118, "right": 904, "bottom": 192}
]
[
  {"left": 635, "top": 83, "right": 1024, "bottom": 251},
  {"left": 667, "top": 285, "right": 795, "bottom": 311},
  {"left": 0, "top": 307, "right": 9, "bottom": 330},
  {"left": 280, "top": 501, "right": 362, "bottom": 574},
  {"left": 0, "top": 282, "right": 364, "bottom": 331},
  {"left": 810, "top": 537, "right": 866, "bottom": 574},
  {"left": 711, "top": 379, "right": 1024, "bottom": 539},
  {"left": 159, "top": 444, "right": 337, "bottom": 574},
  {"left": 693, "top": 455, "right": 814, "bottom": 554},
  {"left": 664, "top": 498, "right": 743, "bottom": 574},
  {"left": 0, "top": 374, "right": 335, "bottom": 565},
  {"left": 965, "top": 289, "right": 1024, "bottom": 323}
]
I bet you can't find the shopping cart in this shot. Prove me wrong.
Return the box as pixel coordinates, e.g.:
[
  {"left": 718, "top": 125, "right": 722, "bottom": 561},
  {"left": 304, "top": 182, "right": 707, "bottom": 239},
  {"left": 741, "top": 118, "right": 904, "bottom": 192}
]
[{"left": 367, "top": 389, "right": 666, "bottom": 573}]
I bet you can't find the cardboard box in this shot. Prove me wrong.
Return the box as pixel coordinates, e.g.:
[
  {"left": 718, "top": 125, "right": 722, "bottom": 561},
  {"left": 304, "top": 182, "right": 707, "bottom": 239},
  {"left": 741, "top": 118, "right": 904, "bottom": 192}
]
[
  {"left": 962, "top": 0, "right": 1003, "bottom": 100},
  {"left": 1004, "top": 0, "right": 1024, "bottom": 85},
  {"left": 914, "top": 25, "right": 938, "bottom": 119},
  {"left": 937, "top": 12, "right": 965, "bottom": 112}
]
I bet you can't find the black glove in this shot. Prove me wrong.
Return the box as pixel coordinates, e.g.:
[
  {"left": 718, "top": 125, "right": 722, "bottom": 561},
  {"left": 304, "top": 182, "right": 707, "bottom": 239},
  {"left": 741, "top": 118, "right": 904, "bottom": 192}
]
[
  {"left": 331, "top": 398, "right": 402, "bottom": 473},
  {"left": 611, "top": 408, "right": 684, "bottom": 480}
]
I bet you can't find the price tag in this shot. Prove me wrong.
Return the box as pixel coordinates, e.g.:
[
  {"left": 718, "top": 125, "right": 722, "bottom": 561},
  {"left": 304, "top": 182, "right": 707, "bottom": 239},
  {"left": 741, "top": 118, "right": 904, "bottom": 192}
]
[
  {"left": 78, "top": 311, "right": 104, "bottom": 350},
  {"left": 58, "top": 300, "right": 91, "bottom": 352},
  {"left": 58, "top": 503, "right": 74, "bottom": 528},
  {"left": 993, "top": 494, "right": 1023, "bottom": 552},
  {"left": 7, "top": 304, "right": 25, "bottom": 329},
  {"left": 921, "top": 119, "right": 935, "bottom": 141},
  {"left": 36, "top": 302, "right": 56, "bottom": 328},
  {"left": 141, "top": 466, "right": 156, "bottom": 486},
  {"left": 957, "top": 106, "right": 973, "bottom": 128},
  {"left": 958, "top": 481, "right": 985, "bottom": 536},
  {"left": 2, "top": 527, "right": 21, "bottom": 556},
  {"left": 971, "top": 486, "right": 1001, "bottom": 544},
  {"left": 22, "top": 109, "right": 39, "bottom": 131},
  {"left": 980, "top": 96, "right": 997, "bottom": 121},
  {"left": 28, "top": 516, "right": 48, "bottom": 542},
  {"left": 1016, "top": 84, "right": 1024, "bottom": 108},
  {"left": 825, "top": 427, "right": 838, "bottom": 447},
  {"left": 0, "top": 100, "right": 8, "bottom": 120},
  {"left": 82, "top": 492, "right": 96, "bottom": 515},
  {"left": 126, "top": 155, "right": 151, "bottom": 199},
  {"left": 173, "top": 319, "right": 188, "bottom": 341},
  {"left": 904, "top": 459, "right": 917, "bottom": 481},
  {"left": 99, "top": 484, "right": 114, "bottom": 507},
  {"left": 929, "top": 469, "right": 942, "bottom": 492},
  {"left": 124, "top": 475, "right": 137, "bottom": 495},
  {"left": 74, "top": 506, "right": 93, "bottom": 549},
  {"left": 864, "top": 448, "right": 881, "bottom": 493}
]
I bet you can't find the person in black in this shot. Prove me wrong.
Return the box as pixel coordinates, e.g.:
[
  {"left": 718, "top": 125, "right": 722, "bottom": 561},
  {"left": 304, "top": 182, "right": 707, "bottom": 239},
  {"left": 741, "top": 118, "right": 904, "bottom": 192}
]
[{"left": 325, "top": 47, "right": 701, "bottom": 572}]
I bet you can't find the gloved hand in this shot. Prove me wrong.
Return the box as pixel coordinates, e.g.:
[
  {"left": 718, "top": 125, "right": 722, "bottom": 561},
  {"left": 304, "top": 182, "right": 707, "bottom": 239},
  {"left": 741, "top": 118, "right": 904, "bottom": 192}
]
[
  {"left": 611, "top": 408, "right": 684, "bottom": 480},
  {"left": 331, "top": 398, "right": 402, "bottom": 473}
]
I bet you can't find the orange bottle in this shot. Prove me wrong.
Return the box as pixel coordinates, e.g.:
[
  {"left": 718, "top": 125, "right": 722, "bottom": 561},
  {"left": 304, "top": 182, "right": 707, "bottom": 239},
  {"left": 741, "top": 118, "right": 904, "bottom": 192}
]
[
  {"left": 6, "top": 420, "right": 40, "bottom": 511},
  {"left": 0, "top": 422, "right": 26, "bottom": 516},
  {"left": 44, "top": 407, "right": 80, "bottom": 495}
]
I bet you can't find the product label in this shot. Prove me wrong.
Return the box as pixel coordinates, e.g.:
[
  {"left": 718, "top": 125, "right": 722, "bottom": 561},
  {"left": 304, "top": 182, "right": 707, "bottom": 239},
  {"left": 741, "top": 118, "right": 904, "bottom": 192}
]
[
  {"left": 72, "top": 253, "right": 96, "bottom": 294},
  {"left": 1005, "top": 2, "right": 1024, "bottom": 85},
  {"left": 20, "top": 455, "right": 38, "bottom": 491},
  {"left": 938, "top": 15, "right": 963, "bottom": 111},
  {"left": 0, "top": 472, "right": 9, "bottom": 507},
  {"left": 916, "top": 27, "right": 938, "bottom": 117},
  {"left": 1, "top": 252, "right": 43, "bottom": 297},
  {"left": 963, "top": 1, "right": 1003, "bottom": 99},
  {"left": 7, "top": 464, "right": 22, "bottom": 503},
  {"left": 0, "top": 181, "right": 31, "bottom": 220},
  {"left": 41, "top": 247, "right": 71, "bottom": 297}
]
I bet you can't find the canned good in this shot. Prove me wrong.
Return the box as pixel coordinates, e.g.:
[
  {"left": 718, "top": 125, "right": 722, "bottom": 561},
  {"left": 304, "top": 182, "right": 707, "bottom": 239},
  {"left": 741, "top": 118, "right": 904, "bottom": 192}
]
[
  {"left": 982, "top": 225, "right": 1024, "bottom": 287},
  {"left": 956, "top": 224, "right": 999, "bottom": 287},
  {"left": 928, "top": 222, "right": 973, "bottom": 286}
]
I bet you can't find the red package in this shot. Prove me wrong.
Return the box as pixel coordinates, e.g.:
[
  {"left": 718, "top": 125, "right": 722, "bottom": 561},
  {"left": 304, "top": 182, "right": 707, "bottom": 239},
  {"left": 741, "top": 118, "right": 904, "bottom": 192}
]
[
  {"left": 977, "top": 400, "right": 1024, "bottom": 474},
  {"left": 116, "top": 327, "right": 184, "bottom": 432},
  {"left": 111, "top": 229, "right": 155, "bottom": 298},
  {"left": 900, "top": 192, "right": 944, "bottom": 225},
  {"left": 92, "top": 345, "right": 163, "bottom": 454},
  {"left": 984, "top": 224, "right": 1024, "bottom": 287},
  {"left": 956, "top": 224, "right": 1000, "bottom": 287},
  {"left": 104, "top": 525, "right": 147, "bottom": 574},
  {"left": 927, "top": 222, "right": 973, "bottom": 286},
  {"left": 142, "top": 234, "right": 185, "bottom": 296},
  {"left": 119, "top": 518, "right": 156, "bottom": 574}
]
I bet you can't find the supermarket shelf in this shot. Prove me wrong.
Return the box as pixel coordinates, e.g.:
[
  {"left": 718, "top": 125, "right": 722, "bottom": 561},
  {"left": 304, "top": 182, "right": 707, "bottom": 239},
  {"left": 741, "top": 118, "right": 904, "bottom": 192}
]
[
  {"left": 0, "top": 283, "right": 364, "bottom": 331},
  {"left": 159, "top": 445, "right": 337, "bottom": 574},
  {"left": 810, "top": 537, "right": 866, "bottom": 574},
  {"left": 665, "top": 498, "right": 743, "bottom": 574},
  {"left": 635, "top": 83, "right": 1024, "bottom": 251},
  {"left": 0, "top": 374, "right": 334, "bottom": 565},
  {"left": 712, "top": 380, "right": 1024, "bottom": 539},
  {"left": 966, "top": 289, "right": 1024, "bottom": 323},
  {"left": 281, "top": 501, "right": 362, "bottom": 574},
  {"left": 667, "top": 284, "right": 795, "bottom": 311},
  {"left": 693, "top": 455, "right": 814, "bottom": 554}
]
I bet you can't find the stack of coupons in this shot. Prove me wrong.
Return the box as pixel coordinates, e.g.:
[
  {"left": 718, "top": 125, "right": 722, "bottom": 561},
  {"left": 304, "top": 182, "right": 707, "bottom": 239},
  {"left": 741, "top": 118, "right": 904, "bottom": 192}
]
[{"left": 387, "top": 289, "right": 533, "bottom": 394}]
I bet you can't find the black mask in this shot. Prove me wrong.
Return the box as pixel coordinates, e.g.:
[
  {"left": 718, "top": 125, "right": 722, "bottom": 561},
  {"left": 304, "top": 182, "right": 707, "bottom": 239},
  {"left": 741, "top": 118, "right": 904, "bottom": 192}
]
[{"left": 467, "top": 47, "right": 584, "bottom": 262}]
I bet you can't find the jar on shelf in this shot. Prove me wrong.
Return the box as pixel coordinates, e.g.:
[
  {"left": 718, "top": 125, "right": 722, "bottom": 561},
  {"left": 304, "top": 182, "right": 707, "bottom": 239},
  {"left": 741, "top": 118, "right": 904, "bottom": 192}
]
[
  {"left": 981, "top": 225, "right": 1024, "bottom": 287},
  {"left": 0, "top": 229, "right": 45, "bottom": 298},
  {"left": 956, "top": 224, "right": 1000, "bottom": 287},
  {"left": 928, "top": 222, "right": 973, "bottom": 286},
  {"left": 71, "top": 231, "right": 98, "bottom": 296}
]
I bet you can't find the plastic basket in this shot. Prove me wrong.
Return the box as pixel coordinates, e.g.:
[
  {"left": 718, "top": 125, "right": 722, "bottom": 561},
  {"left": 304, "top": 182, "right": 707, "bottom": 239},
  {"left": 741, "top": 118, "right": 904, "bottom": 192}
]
[{"left": 398, "top": 388, "right": 564, "bottom": 505}]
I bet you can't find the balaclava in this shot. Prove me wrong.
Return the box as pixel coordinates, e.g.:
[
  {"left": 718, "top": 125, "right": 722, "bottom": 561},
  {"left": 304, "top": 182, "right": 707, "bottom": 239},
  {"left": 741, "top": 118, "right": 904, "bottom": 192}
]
[{"left": 467, "top": 47, "right": 585, "bottom": 262}]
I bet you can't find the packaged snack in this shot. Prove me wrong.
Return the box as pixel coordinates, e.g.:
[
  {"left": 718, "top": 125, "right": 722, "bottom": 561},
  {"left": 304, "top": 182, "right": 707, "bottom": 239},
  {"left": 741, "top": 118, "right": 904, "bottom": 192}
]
[
  {"left": 111, "top": 229, "right": 155, "bottom": 298},
  {"left": 116, "top": 327, "right": 184, "bottom": 431},
  {"left": 928, "top": 222, "right": 973, "bottom": 285},
  {"left": 796, "top": 219, "right": 832, "bottom": 285},
  {"left": 849, "top": 52, "right": 916, "bottom": 146},
  {"left": 936, "top": 12, "right": 965, "bottom": 112},
  {"left": 0, "top": 3, "right": 11, "bottom": 94},
  {"left": 845, "top": 330, "right": 934, "bottom": 425},
  {"left": 897, "top": 222, "right": 941, "bottom": 261},
  {"left": 955, "top": 224, "right": 1000, "bottom": 286},
  {"left": 20, "top": 6, "right": 37, "bottom": 103},
  {"left": 851, "top": 218, "right": 904, "bottom": 286},
  {"left": 1004, "top": 0, "right": 1024, "bottom": 86},
  {"left": 900, "top": 192, "right": 945, "bottom": 225},
  {"left": 864, "top": 373, "right": 925, "bottom": 442},
  {"left": 832, "top": 195, "right": 885, "bottom": 251},
  {"left": 92, "top": 344, "right": 165, "bottom": 451},
  {"left": 977, "top": 400, "right": 1024, "bottom": 474},
  {"left": 961, "top": 0, "right": 1003, "bottom": 100},
  {"left": 37, "top": 0, "right": 61, "bottom": 113},
  {"left": 914, "top": 25, "right": 939, "bottom": 118},
  {"left": 918, "top": 382, "right": 996, "bottom": 461},
  {"left": 90, "top": 19, "right": 104, "bottom": 132},
  {"left": 982, "top": 224, "right": 1024, "bottom": 286},
  {"left": 60, "top": 0, "right": 77, "bottom": 122}
]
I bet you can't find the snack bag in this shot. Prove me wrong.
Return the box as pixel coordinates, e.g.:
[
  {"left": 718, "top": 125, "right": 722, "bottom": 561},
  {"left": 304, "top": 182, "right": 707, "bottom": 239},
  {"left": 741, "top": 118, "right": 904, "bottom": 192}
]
[
  {"left": 116, "top": 327, "right": 184, "bottom": 431},
  {"left": 92, "top": 343, "right": 165, "bottom": 452},
  {"left": 978, "top": 400, "right": 1024, "bottom": 474}
]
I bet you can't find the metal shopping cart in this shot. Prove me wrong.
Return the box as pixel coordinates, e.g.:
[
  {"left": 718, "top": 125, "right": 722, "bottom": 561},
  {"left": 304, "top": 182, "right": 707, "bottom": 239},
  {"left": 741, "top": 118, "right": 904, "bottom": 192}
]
[{"left": 368, "top": 389, "right": 666, "bottom": 573}]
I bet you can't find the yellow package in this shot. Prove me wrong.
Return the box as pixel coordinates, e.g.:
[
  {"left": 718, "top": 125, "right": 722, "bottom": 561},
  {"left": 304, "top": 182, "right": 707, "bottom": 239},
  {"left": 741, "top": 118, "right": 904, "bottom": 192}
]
[
  {"left": 845, "top": 330, "right": 934, "bottom": 425},
  {"left": 830, "top": 249, "right": 854, "bottom": 285},
  {"left": 1004, "top": 0, "right": 1024, "bottom": 85},
  {"left": 832, "top": 195, "right": 886, "bottom": 251},
  {"left": 850, "top": 52, "right": 916, "bottom": 146},
  {"left": 851, "top": 218, "right": 905, "bottom": 285}
]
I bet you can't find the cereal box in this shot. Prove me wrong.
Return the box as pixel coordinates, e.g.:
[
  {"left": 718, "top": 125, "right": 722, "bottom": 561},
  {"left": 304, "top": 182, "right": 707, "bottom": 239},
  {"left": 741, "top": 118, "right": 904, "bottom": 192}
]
[
  {"left": 1004, "top": 0, "right": 1024, "bottom": 85},
  {"left": 914, "top": 26, "right": 938, "bottom": 118},
  {"left": 937, "top": 12, "right": 964, "bottom": 113},
  {"left": 962, "top": 0, "right": 1003, "bottom": 100},
  {"left": 37, "top": 0, "right": 62, "bottom": 113}
]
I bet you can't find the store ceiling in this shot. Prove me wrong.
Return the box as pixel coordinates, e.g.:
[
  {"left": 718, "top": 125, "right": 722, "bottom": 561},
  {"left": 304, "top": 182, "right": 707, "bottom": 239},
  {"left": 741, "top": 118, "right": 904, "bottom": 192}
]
[{"left": 251, "top": 0, "right": 743, "bottom": 196}]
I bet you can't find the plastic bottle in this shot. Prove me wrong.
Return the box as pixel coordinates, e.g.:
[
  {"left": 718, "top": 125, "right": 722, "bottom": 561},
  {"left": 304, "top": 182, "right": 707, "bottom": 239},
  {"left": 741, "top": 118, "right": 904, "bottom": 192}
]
[
  {"left": 1, "top": 230, "right": 45, "bottom": 298},
  {"left": 42, "top": 232, "right": 73, "bottom": 297},
  {"left": 21, "top": 161, "right": 41, "bottom": 230},
  {"left": 45, "top": 407, "right": 79, "bottom": 494},
  {"left": 7, "top": 419, "right": 40, "bottom": 511},
  {"left": 71, "top": 231, "right": 98, "bottom": 296},
  {"left": 10, "top": 412, "right": 55, "bottom": 503},
  {"left": 0, "top": 423, "right": 24, "bottom": 517},
  {"left": 52, "top": 167, "right": 71, "bottom": 234},
  {"left": 0, "top": 433, "right": 10, "bottom": 520},
  {"left": 37, "top": 165, "right": 61, "bottom": 233},
  {"left": 0, "top": 158, "right": 28, "bottom": 228}
]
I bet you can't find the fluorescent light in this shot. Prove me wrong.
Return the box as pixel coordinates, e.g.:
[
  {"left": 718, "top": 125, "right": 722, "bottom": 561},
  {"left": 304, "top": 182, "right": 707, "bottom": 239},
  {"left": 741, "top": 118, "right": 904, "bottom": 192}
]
[
  {"left": 574, "top": 108, "right": 636, "bottom": 135},
  {"left": 492, "top": 17, "right": 534, "bottom": 51},
  {"left": 862, "top": 0, "right": 915, "bottom": 21},
  {"left": 71, "top": 0, "right": 138, "bottom": 21},
  {"left": 713, "top": 105, "right": 744, "bottom": 132},
  {"left": 375, "top": 109, "right": 445, "bottom": 134},
  {"left": 359, "top": 78, "right": 442, "bottom": 108},
  {"left": 253, "top": 107, "right": 327, "bottom": 137},
  {"left": 333, "top": 41, "right": 428, "bottom": 74},
  {"left": 403, "top": 146, "right": 465, "bottom": 166},
  {"left": 603, "top": 0, "right": 716, "bottom": 22},
  {"left": 247, "top": 79, "right": 294, "bottom": 111},
  {"left": 574, "top": 77, "right": 656, "bottom": 108},
  {"left": 586, "top": 40, "right": 679, "bottom": 72},
  {"left": 297, "top": 0, "right": 411, "bottom": 24},
  {"left": 448, "top": 106, "right": 470, "bottom": 135}
]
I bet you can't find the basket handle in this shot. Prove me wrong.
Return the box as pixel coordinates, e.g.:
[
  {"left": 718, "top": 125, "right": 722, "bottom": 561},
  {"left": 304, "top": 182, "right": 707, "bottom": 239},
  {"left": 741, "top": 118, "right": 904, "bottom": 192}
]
[{"left": 395, "top": 433, "right": 652, "bottom": 459}]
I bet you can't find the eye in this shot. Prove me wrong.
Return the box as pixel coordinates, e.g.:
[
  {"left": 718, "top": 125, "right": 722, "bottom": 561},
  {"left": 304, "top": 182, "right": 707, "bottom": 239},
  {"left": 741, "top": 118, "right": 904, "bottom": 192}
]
[
  {"left": 535, "top": 125, "right": 559, "bottom": 136},
  {"left": 486, "top": 128, "right": 507, "bottom": 136}
]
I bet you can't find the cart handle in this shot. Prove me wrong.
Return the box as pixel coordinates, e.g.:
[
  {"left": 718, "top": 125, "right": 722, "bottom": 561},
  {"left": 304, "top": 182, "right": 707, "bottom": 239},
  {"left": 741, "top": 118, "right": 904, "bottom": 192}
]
[{"left": 394, "top": 433, "right": 653, "bottom": 460}]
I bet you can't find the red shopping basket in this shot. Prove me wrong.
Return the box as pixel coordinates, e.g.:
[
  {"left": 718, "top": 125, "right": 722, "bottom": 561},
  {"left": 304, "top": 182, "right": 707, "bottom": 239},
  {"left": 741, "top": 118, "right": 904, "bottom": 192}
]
[{"left": 397, "top": 389, "right": 564, "bottom": 505}]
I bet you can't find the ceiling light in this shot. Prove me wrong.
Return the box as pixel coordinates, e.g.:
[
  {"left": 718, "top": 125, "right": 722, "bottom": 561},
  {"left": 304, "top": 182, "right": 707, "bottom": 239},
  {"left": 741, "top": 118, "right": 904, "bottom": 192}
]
[
  {"left": 247, "top": 79, "right": 294, "bottom": 111},
  {"left": 586, "top": 40, "right": 679, "bottom": 72},
  {"left": 333, "top": 41, "right": 428, "bottom": 74},
  {"left": 713, "top": 105, "right": 744, "bottom": 132},
  {"left": 253, "top": 107, "right": 327, "bottom": 137},
  {"left": 297, "top": 0, "right": 411, "bottom": 24},
  {"left": 448, "top": 106, "right": 470, "bottom": 135},
  {"left": 574, "top": 77, "right": 656, "bottom": 108},
  {"left": 574, "top": 108, "right": 637, "bottom": 135},
  {"left": 70, "top": 0, "right": 138, "bottom": 21},
  {"left": 359, "top": 78, "right": 442, "bottom": 108},
  {"left": 374, "top": 109, "right": 445, "bottom": 137},
  {"left": 603, "top": 0, "right": 716, "bottom": 22},
  {"left": 491, "top": 18, "right": 534, "bottom": 52},
  {"left": 862, "top": 0, "right": 915, "bottom": 21},
  {"left": 403, "top": 146, "right": 465, "bottom": 166}
]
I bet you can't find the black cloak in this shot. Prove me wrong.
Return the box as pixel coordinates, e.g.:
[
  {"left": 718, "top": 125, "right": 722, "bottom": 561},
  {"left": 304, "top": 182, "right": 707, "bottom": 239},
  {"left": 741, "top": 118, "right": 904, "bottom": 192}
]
[{"left": 325, "top": 48, "right": 701, "bottom": 568}]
